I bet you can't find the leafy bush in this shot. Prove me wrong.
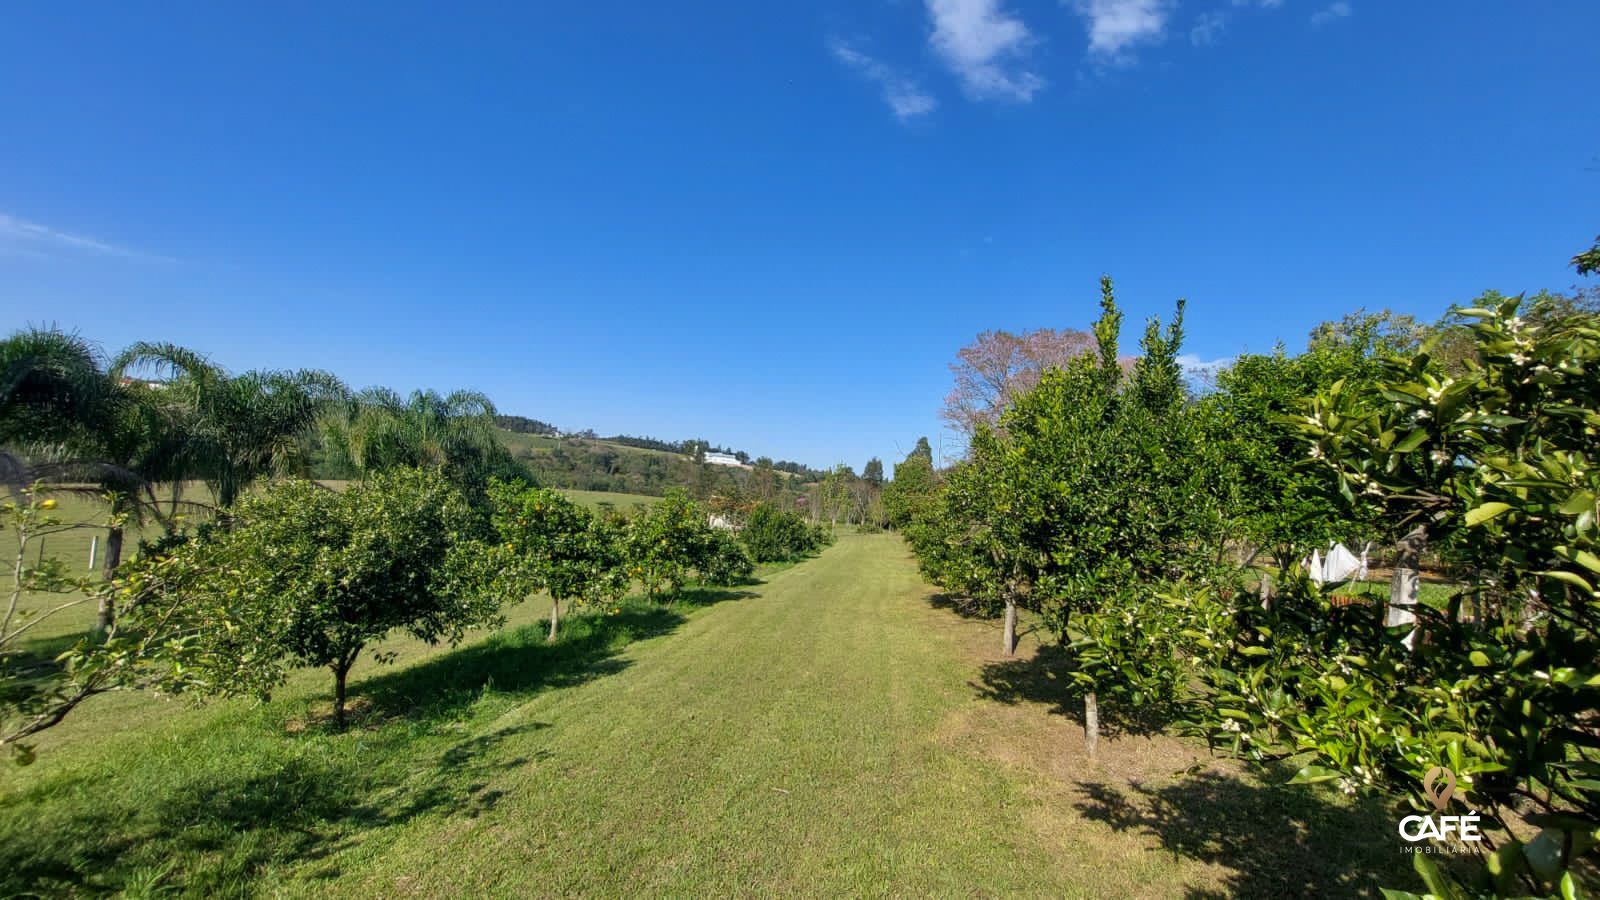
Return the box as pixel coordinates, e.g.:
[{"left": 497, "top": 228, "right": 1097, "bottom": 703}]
[
  {"left": 623, "top": 491, "right": 752, "bottom": 600},
  {"left": 700, "top": 529, "right": 754, "bottom": 586},
  {"left": 741, "top": 503, "right": 819, "bottom": 563}
]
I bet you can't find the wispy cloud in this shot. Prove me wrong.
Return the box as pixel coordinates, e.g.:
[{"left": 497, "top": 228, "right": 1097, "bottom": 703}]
[
  {"left": 0, "top": 212, "right": 172, "bottom": 263},
  {"left": 925, "top": 0, "right": 1044, "bottom": 102},
  {"left": 829, "top": 40, "right": 939, "bottom": 122},
  {"left": 1311, "top": 2, "right": 1352, "bottom": 26},
  {"left": 1071, "top": 0, "right": 1172, "bottom": 60},
  {"left": 1185, "top": 0, "right": 1289, "bottom": 51},
  {"left": 1190, "top": 12, "right": 1227, "bottom": 46}
]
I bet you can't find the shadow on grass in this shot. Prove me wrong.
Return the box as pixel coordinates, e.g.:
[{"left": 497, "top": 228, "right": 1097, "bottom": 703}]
[
  {"left": 927, "top": 592, "right": 1001, "bottom": 621},
  {"left": 0, "top": 632, "right": 89, "bottom": 712},
  {"left": 0, "top": 601, "right": 697, "bottom": 896},
  {"left": 358, "top": 603, "right": 686, "bottom": 723},
  {"left": 1073, "top": 765, "right": 1411, "bottom": 899},
  {"left": 672, "top": 585, "right": 759, "bottom": 608},
  {"left": 972, "top": 642, "right": 1174, "bottom": 738},
  {"left": 0, "top": 718, "right": 554, "bottom": 896}
]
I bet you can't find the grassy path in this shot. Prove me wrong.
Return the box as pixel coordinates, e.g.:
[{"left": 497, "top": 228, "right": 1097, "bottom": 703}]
[
  {"left": 322, "top": 531, "right": 1052, "bottom": 896},
  {"left": 0, "top": 532, "right": 1408, "bottom": 897}
]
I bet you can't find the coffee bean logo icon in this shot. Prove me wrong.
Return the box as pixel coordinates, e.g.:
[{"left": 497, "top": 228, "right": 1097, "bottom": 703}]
[{"left": 1422, "top": 766, "right": 1457, "bottom": 812}]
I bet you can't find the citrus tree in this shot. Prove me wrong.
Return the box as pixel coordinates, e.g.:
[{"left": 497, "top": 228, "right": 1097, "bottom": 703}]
[
  {"left": 1177, "top": 296, "right": 1600, "bottom": 897},
  {"left": 906, "top": 278, "right": 1221, "bottom": 750},
  {"left": 486, "top": 482, "right": 627, "bottom": 641},
  {"left": 624, "top": 490, "right": 752, "bottom": 601},
  {"left": 116, "top": 468, "right": 500, "bottom": 728}
]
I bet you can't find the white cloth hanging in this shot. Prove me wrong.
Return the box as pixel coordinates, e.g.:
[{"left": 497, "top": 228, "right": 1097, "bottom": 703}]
[
  {"left": 1306, "top": 548, "right": 1325, "bottom": 584},
  {"left": 1324, "top": 543, "right": 1362, "bottom": 583}
]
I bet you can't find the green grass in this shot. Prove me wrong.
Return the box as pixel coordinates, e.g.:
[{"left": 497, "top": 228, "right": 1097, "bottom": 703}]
[
  {"left": 493, "top": 428, "right": 563, "bottom": 455},
  {"left": 1342, "top": 579, "right": 1462, "bottom": 610},
  {"left": 0, "top": 533, "right": 1412, "bottom": 897},
  {"left": 493, "top": 428, "right": 684, "bottom": 462},
  {"left": 558, "top": 489, "right": 660, "bottom": 512}
]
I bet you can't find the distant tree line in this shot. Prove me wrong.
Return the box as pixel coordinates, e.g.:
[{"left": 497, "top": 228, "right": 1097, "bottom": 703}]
[{"left": 493, "top": 414, "right": 561, "bottom": 436}]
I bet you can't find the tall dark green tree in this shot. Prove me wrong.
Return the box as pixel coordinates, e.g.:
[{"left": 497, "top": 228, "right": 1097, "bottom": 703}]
[
  {"left": 883, "top": 439, "right": 937, "bottom": 530},
  {"left": 862, "top": 457, "right": 884, "bottom": 487}
]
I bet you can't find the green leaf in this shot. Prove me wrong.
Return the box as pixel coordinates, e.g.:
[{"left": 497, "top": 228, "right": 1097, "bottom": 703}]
[
  {"left": 1412, "top": 851, "right": 1467, "bottom": 900},
  {"left": 1540, "top": 570, "right": 1596, "bottom": 595},
  {"left": 1237, "top": 645, "right": 1270, "bottom": 657},
  {"left": 1464, "top": 502, "right": 1512, "bottom": 526},
  {"left": 1288, "top": 765, "right": 1342, "bottom": 785},
  {"left": 1469, "top": 651, "right": 1491, "bottom": 667},
  {"left": 1571, "top": 549, "right": 1600, "bottom": 575},
  {"left": 1394, "top": 428, "right": 1430, "bottom": 453},
  {"left": 1486, "top": 840, "right": 1525, "bottom": 896},
  {"left": 1462, "top": 414, "right": 1527, "bottom": 427},
  {"left": 1559, "top": 491, "right": 1596, "bottom": 516}
]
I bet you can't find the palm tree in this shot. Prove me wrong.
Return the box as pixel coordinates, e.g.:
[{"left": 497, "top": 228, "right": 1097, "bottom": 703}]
[
  {"left": 113, "top": 342, "right": 347, "bottom": 508},
  {"left": 323, "top": 387, "right": 508, "bottom": 486},
  {"left": 0, "top": 330, "right": 165, "bottom": 631},
  {"left": 0, "top": 328, "right": 116, "bottom": 486}
]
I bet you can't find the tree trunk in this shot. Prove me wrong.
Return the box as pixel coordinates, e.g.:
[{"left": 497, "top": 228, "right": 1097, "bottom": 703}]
[
  {"left": 547, "top": 596, "right": 561, "bottom": 642},
  {"left": 1002, "top": 597, "right": 1018, "bottom": 656},
  {"left": 332, "top": 660, "right": 352, "bottom": 730},
  {"left": 93, "top": 524, "right": 124, "bottom": 636},
  {"left": 1084, "top": 691, "right": 1100, "bottom": 758},
  {"left": 1387, "top": 525, "right": 1427, "bottom": 649}
]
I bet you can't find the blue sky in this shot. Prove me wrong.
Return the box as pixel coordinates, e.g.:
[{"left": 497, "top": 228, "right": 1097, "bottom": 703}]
[{"left": 2, "top": 2, "right": 1596, "bottom": 469}]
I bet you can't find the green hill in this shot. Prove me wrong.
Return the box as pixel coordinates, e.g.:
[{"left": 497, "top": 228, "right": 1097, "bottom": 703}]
[{"left": 496, "top": 429, "right": 809, "bottom": 497}]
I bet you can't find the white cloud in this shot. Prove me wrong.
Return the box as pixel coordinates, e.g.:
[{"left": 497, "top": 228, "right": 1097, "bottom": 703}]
[
  {"left": 830, "top": 40, "right": 939, "bottom": 121},
  {"left": 1232, "top": 0, "right": 1283, "bottom": 7},
  {"left": 1071, "top": 0, "right": 1172, "bottom": 59},
  {"left": 1311, "top": 2, "right": 1352, "bottom": 26},
  {"left": 925, "top": 0, "right": 1044, "bottom": 102},
  {"left": 0, "top": 212, "right": 171, "bottom": 262},
  {"left": 1178, "top": 353, "right": 1235, "bottom": 386},
  {"left": 1190, "top": 12, "right": 1226, "bottom": 46}
]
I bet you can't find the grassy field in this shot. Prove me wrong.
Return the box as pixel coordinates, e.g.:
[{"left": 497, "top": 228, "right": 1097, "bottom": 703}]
[
  {"left": 493, "top": 429, "right": 684, "bottom": 462},
  {"left": 0, "top": 532, "right": 1410, "bottom": 897},
  {"left": 559, "top": 489, "right": 659, "bottom": 512}
]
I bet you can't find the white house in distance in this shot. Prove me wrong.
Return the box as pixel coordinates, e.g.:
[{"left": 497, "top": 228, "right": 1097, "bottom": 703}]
[{"left": 704, "top": 451, "right": 742, "bottom": 467}]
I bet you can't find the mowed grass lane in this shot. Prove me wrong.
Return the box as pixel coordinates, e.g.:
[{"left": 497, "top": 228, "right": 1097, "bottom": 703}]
[
  {"left": 282, "top": 532, "right": 1406, "bottom": 897},
  {"left": 321, "top": 530, "right": 1055, "bottom": 896},
  {"left": 1, "top": 532, "right": 1407, "bottom": 897}
]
